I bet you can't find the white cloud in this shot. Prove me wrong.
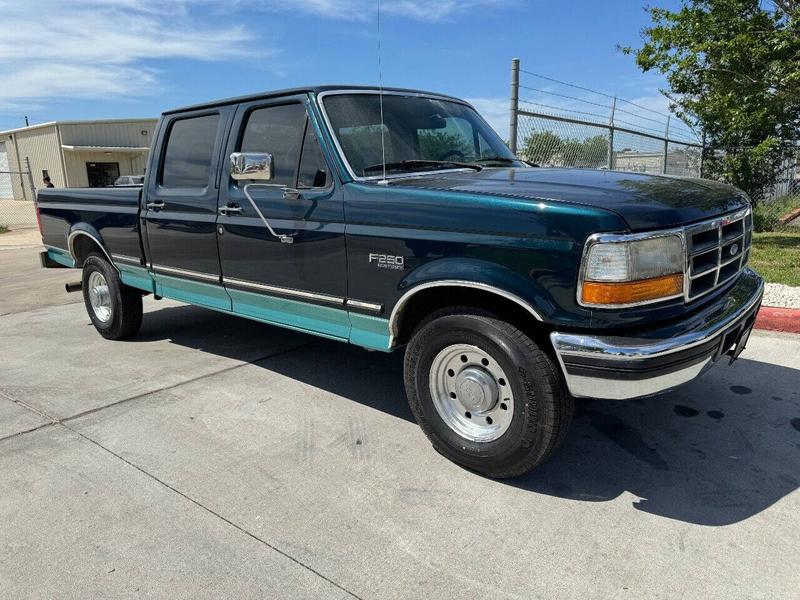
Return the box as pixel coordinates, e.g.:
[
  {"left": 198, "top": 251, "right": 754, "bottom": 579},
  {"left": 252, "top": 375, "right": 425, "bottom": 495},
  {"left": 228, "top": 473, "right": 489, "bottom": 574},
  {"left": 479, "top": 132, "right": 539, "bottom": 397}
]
[
  {"left": 0, "top": 0, "right": 504, "bottom": 112},
  {"left": 0, "top": 0, "right": 257, "bottom": 108},
  {"left": 254, "top": 0, "right": 505, "bottom": 22}
]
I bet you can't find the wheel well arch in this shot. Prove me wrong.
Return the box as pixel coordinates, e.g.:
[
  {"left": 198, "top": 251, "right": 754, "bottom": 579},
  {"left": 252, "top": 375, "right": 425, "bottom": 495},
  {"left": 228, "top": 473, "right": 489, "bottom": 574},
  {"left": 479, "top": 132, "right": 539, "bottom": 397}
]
[
  {"left": 68, "top": 230, "right": 115, "bottom": 269},
  {"left": 390, "top": 282, "right": 550, "bottom": 347}
]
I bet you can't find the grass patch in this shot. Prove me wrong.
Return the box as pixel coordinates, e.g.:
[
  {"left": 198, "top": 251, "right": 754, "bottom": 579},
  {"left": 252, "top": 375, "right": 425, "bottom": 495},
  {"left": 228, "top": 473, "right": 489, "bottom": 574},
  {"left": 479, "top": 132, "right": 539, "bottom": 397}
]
[
  {"left": 751, "top": 231, "right": 800, "bottom": 286},
  {"left": 0, "top": 225, "right": 9, "bottom": 234}
]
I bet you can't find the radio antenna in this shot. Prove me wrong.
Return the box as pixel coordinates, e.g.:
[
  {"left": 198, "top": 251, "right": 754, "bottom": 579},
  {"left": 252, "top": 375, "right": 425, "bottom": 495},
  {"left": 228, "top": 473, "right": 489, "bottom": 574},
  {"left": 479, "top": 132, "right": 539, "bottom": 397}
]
[{"left": 377, "top": 0, "right": 388, "bottom": 184}]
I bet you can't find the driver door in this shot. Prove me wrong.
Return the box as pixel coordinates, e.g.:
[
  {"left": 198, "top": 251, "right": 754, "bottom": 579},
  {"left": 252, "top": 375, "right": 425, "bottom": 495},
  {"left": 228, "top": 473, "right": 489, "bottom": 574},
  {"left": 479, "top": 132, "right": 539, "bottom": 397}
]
[{"left": 217, "top": 96, "right": 349, "bottom": 339}]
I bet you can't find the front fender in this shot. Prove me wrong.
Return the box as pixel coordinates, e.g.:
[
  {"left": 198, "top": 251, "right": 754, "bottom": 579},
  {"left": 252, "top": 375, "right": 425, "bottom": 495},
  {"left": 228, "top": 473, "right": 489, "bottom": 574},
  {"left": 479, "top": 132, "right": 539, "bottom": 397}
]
[{"left": 393, "top": 256, "right": 560, "bottom": 323}]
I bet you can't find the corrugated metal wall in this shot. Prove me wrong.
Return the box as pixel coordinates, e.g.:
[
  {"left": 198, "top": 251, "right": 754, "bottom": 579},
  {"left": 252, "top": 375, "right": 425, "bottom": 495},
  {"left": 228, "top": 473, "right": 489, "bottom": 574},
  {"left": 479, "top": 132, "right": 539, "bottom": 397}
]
[
  {"left": 7, "top": 125, "right": 62, "bottom": 201},
  {"left": 63, "top": 150, "right": 149, "bottom": 187},
  {"left": 0, "top": 119, "right": 158, "bottom": 199},
  {"left": 59, "top": 119, "right": 157, "bottom": 187},
  {"left": 58, "top": 120, "right": 157, "bottom": 148},
  {"left": 0, "top": 141, "right": 13, "bottom": 199}
]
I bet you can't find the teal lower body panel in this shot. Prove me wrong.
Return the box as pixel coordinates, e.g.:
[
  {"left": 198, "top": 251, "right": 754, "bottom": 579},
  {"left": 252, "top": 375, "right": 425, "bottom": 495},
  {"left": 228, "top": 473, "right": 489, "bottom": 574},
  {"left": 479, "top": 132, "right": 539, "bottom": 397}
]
[
  {"left": 155, "top": 274, "right": 232, "bottom": 311},
  {"left": 46, "top": 247, "right": 75, "bottom": 268},
  {"left": 349, "top": 312, "right": 391, "bottom": 351},
  {"left": 124, "top": 270, "right": 392, "bottom": 352},
  {"left": 118, "top": 263, "right": 155, "bottom": 293},
  {"left": 227, "top": 287, "right": 350, "bottom": 342}
]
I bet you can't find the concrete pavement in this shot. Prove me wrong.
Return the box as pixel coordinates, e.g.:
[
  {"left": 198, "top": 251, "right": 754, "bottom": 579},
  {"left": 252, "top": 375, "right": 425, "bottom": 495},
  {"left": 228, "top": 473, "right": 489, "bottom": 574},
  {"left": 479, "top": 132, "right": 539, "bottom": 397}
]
[{"left": 1, "top": 246, "right": 798, "bottom": 599}]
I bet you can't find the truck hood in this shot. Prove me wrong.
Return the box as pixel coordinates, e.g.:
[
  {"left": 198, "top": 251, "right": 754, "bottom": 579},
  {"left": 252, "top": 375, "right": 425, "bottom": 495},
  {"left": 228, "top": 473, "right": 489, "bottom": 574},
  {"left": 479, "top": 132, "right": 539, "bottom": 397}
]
[{"left": 393, "top": 168, "right": 748, "bottom": 231}]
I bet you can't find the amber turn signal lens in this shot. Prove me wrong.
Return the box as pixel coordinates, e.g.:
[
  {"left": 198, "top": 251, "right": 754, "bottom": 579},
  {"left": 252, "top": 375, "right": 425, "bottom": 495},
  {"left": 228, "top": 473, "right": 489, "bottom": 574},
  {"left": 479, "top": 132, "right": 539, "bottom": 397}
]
[{"left": 581, "top": 273, "right": 683, "bottom": 306}]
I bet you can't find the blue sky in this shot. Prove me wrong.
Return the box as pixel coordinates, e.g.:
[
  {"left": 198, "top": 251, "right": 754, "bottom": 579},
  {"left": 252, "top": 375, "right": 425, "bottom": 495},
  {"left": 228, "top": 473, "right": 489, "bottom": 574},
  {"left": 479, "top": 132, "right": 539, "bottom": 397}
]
[{"left": 0, "top": 0, "right": 687, "bottom": 137}]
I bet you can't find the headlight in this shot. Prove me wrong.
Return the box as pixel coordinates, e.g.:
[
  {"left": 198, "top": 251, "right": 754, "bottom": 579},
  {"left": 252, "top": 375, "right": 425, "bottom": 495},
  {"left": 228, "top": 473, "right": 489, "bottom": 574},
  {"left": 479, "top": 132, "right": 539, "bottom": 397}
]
[{"left": 579, "top": 232, "right": 685, "bottom": 307}]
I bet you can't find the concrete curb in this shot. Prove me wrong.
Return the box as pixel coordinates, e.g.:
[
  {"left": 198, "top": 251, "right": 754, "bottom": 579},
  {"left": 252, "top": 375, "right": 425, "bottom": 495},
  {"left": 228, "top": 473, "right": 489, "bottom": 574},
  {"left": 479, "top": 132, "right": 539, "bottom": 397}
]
[{"left": 755, "top": 306, "right": 800, "bottom": 334}]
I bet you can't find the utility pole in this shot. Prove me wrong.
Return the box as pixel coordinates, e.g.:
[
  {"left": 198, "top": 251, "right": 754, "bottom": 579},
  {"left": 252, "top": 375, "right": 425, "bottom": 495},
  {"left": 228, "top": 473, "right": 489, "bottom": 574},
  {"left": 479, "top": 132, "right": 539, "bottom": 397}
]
[
  {"left": 607, "top": 96, "right": 616, "bottom": 170},
  {"left": 700, "top": 131, "right": 707, "bottom": 178},
  {"left": 509, "top": 58, "right": 520, "bottom": 155},
  {"left": 25, "top": 156, "right": 36, "bottom": 200},
  {"left": 662, "top": 116, "right": 670, "bottom": 174}
]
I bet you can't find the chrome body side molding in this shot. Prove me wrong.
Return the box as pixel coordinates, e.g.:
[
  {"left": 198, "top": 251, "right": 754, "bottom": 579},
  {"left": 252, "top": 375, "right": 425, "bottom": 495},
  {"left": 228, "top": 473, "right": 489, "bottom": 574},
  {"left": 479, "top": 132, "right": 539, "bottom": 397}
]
[
  {"left": 152, "top": 264, "right": 220, "bottom": 283},
  {"left": 346, "top": 299, "right": 383, "bottom": 313},
  {"left": 111, "top": 253, "right": 142, "bottom": 265},
  {"left": 222, "top": 277, "right": 345, "bottom": 305}
]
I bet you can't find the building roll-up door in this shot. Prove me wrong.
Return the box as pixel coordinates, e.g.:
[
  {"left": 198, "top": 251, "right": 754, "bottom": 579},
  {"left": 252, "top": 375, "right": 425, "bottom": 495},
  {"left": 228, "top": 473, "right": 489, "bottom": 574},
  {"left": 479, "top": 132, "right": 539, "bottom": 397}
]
[{"left": 0, "top": 142, "right": 13, "bottom": 199}]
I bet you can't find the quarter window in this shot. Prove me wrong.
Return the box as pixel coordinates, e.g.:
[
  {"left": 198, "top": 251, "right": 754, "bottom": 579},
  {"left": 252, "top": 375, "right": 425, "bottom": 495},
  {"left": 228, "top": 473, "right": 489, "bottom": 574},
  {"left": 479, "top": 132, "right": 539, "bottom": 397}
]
[
  {"left": 240, "top": 104, "right": 306, "bottom": 186},
  {"left": 161, "top": 113, "right": 220, "bottom": 188}
]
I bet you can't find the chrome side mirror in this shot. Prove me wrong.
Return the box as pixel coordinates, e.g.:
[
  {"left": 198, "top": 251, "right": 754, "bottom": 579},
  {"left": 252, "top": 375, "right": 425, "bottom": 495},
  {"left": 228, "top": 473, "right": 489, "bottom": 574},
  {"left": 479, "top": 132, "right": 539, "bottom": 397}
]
[{"left": 230, "top": 152, "right": 273, "bottom": 181}]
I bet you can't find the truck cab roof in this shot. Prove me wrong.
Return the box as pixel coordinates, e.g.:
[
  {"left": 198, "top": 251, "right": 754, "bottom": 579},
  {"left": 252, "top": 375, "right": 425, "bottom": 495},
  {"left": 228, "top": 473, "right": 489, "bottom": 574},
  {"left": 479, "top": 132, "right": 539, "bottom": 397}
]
[{"left": 163, "top": 85, "right": 466, "bottom": 116}]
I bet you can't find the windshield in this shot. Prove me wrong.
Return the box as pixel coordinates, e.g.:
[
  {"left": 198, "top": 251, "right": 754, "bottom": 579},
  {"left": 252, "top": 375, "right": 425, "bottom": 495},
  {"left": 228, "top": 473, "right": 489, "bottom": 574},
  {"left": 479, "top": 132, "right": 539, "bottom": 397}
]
[{"left": 321, "top": 93, "right": 524, "bottom": 178}]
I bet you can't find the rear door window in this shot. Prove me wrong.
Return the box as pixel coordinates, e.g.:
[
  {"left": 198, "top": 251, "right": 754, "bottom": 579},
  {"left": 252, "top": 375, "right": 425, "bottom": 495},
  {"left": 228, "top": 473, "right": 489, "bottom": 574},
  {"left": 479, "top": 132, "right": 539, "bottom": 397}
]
[{"left": 161, "top": 113, "right": 221, "bottom": 188}]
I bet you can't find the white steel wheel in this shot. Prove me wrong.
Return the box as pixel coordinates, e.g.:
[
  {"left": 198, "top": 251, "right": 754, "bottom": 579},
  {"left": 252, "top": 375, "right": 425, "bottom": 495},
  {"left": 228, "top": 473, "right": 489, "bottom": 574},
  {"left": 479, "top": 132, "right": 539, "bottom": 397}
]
[
  {"left": 428, "top": 343, "right": 514, "bottom": 443},
  {"left": 87, "top": 270, "right": 113, "bottom": 323}
]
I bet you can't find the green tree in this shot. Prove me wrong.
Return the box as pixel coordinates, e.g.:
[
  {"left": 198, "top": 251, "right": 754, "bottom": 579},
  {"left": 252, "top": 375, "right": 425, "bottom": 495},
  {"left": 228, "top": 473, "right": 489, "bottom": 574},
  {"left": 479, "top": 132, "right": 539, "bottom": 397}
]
[
  {"left": 623, "top": 0, "right": 800, "bottom": 202},
  {"left": 561, "top": 135, "right": 609, "bottom": 168},
  {"left": 418, "top": 131, "right": 473, "bottom": 161},
  {"left": 523, "top": 131, "right": 563, "bottom": 164}
]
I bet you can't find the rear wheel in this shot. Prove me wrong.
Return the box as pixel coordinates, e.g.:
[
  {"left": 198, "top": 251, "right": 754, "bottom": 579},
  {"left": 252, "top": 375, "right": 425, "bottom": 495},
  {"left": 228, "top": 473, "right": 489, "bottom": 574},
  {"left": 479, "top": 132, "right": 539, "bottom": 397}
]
[
  {"left": 404, "top": 307, "right": 573, "bottom": 478},
  {"left": 82, "top": 252, "right": 143, "bottom": 340}
]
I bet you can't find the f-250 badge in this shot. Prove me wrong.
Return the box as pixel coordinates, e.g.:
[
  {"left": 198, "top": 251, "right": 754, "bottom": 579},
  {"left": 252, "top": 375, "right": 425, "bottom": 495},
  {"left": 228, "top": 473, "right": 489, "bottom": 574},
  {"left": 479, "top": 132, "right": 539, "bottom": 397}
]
[{"left": 369, "top": 253, "right": 405, "bottom": 270}]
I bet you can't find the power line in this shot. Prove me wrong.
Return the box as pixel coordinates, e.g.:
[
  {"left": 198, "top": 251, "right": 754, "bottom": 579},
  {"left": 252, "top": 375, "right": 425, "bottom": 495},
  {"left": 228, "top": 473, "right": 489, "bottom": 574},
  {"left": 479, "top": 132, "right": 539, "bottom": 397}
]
[
  {"left": 518, "top": 85, "right": 611, "bottom": 110},
  {"left": 518, "top": 99, "right": 610, "bottom": 123},
  {"left": 520, "top": 67, "right": 697, "bottom": 132}
]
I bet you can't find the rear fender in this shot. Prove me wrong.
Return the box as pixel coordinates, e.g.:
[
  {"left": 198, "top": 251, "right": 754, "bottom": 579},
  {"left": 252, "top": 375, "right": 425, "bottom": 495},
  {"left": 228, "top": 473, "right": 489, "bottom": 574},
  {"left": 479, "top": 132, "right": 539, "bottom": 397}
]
[{"left": 67, "top": 224, "right": 117, "bottom": 270}]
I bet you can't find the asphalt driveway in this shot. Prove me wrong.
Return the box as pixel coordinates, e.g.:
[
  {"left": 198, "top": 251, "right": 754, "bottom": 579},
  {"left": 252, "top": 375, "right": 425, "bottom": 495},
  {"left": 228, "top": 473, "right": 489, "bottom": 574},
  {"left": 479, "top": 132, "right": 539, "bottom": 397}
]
[{"left": 1, "top": 243, "right": 798, "bottom": 599}]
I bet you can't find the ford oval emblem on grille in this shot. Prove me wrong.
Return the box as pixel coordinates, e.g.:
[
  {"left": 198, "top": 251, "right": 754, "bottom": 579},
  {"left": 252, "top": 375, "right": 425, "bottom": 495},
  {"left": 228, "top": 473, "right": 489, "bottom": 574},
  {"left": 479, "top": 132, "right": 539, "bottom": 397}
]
[{"left": 730, "top": 243, "right": 739, "bottom": 255}]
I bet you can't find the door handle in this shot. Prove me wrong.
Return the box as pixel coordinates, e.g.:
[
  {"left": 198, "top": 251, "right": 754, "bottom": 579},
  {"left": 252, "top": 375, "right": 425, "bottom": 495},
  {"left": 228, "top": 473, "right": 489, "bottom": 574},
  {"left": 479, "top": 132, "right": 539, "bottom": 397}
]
[
  {"left": 218, "top": 204, "right": 242, "bottom": 216},
  {"left": 146, "top": 201, "right": 165, "bottom": 211}
]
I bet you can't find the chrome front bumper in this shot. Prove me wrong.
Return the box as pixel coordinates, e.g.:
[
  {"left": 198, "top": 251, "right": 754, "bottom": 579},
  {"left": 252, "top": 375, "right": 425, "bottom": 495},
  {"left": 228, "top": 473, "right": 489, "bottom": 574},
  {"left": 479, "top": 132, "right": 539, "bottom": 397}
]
[{"left": 550, "top": 269, "right": 764, "bottom": 400}]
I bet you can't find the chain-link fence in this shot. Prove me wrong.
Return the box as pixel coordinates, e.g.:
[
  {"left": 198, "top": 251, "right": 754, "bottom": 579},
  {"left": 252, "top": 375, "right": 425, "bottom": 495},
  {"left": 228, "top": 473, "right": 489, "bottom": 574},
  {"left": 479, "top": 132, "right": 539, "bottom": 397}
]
[
  {"left": 0, "top": 156, "right": 38, "bottom": 229},
  {"left": 754, "top": 166, "right": 800, "bottom": 232},
  {"left": 506, "top": 58, "right": 800, "bottom": 233},
  {"left": 509, "top": 59, "right": 704, "bottom": 178}
]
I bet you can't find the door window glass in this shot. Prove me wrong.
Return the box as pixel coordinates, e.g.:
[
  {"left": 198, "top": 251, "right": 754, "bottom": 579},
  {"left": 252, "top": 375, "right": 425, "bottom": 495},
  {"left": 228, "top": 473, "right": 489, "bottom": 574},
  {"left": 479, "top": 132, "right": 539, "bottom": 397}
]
[
  {"left": 240, "top": 104, "right": 306, "bottom": 186},
  {"left": 297, "top": 123, "right": 329, "bottom": 188},
  {"left": 161, "top": 113, "right": 220, "bottom": 188}
]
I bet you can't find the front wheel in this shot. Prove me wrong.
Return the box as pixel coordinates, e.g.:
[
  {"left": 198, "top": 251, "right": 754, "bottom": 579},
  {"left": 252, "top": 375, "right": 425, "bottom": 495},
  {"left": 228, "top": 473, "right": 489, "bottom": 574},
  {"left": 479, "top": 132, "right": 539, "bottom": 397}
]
[
  {"left": 404, "top": 308, "right": 573, "bottom": 478},
  {"left": 82, "top": 252, "right": 143, "bottom": 340}
]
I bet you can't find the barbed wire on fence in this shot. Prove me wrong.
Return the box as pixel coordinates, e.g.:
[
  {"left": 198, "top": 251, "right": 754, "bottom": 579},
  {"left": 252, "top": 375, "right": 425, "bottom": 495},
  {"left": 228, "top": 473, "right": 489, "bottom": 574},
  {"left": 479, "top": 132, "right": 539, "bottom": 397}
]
[{"left": 516, "top": 65, "right": 700, "bottom": 143}]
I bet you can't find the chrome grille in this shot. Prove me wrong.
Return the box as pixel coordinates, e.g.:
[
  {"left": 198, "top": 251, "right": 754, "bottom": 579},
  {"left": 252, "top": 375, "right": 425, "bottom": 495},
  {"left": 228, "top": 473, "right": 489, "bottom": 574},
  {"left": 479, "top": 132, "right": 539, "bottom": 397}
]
[{"left": 685, "top": 208, "right": 752, "bottom": 301}]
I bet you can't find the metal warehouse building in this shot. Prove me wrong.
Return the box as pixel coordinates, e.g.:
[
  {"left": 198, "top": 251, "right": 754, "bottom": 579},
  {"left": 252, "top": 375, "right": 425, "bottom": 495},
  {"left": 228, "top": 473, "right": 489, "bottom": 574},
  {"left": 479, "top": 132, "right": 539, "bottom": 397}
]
[{"left": 0, "top": 118, "right": 158, "bottom": 202}]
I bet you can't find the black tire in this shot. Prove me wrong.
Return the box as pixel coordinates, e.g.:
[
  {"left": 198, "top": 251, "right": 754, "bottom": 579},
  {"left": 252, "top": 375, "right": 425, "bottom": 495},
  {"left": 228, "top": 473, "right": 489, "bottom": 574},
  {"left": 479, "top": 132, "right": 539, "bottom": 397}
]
[
  {"left": 81, "top": 252, "right": 143, "bottom": 340},
  {"left": 404, "top": 307, "right": 573, "bottom": 478}
]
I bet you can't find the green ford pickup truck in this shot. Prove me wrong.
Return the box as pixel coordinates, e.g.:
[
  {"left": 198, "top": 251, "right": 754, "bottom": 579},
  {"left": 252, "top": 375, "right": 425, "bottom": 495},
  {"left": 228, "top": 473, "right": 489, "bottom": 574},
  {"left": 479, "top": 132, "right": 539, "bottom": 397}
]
[{"left": 37, "top": 86, "right": 764, "bottom": 477}]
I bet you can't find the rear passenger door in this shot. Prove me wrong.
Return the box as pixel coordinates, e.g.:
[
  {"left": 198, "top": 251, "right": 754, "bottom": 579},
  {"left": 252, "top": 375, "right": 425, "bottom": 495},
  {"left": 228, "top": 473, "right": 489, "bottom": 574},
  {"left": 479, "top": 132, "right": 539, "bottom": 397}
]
[
  {"left": 217, "top": 95, "right": 348, "bottom": 338},
  {"left": 142, "top": 107, "right": 233, "bottom": 310}
]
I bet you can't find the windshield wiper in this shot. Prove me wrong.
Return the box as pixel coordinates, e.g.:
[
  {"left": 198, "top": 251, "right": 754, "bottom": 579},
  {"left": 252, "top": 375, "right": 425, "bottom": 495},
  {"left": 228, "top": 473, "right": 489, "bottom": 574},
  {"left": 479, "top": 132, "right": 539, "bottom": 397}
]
[
  {"left": 475, "top": 156, "right": 517, "bottom": 164},
  {"left": 362, "top": 159, "right": 482, "bottom": 175}
]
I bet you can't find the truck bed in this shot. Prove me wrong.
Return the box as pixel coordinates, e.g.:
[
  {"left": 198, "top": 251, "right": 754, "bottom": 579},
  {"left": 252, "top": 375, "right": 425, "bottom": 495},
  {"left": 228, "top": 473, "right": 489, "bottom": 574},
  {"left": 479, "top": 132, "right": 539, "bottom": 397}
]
[{"left": 37, "top": 186, "right": 144, "bottom": 266}]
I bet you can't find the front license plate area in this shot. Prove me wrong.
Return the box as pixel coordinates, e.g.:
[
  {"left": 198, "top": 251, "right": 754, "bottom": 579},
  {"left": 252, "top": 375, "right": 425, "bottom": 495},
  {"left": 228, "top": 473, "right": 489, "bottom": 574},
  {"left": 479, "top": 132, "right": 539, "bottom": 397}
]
[{"left": 727, "top": 320, "right": 754, "bottom": 364}]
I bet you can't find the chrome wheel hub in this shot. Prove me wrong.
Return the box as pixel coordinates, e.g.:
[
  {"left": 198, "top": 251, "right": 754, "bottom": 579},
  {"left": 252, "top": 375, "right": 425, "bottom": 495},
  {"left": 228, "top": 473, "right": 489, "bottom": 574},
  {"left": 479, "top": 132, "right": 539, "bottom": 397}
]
[
  {"left": 429, "top": 343, "right": 514, "bottom": 443},
  {"left": 87, "top": 271, "right": 112, "bottom": 323}
]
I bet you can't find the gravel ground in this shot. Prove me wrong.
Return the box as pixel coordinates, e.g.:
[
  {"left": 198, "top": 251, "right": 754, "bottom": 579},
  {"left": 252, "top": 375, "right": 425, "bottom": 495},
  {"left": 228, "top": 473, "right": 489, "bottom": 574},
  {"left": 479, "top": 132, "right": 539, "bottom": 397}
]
[{"left": 763, "top": 282, "right": 800, "bottom": 309}]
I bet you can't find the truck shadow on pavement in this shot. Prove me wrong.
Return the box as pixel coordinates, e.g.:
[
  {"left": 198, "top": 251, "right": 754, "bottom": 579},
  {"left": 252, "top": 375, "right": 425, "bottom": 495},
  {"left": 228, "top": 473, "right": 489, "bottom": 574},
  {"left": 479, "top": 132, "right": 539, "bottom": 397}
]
[{"left": 135, "top": 304, "right": 800, "bottom": 527}]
